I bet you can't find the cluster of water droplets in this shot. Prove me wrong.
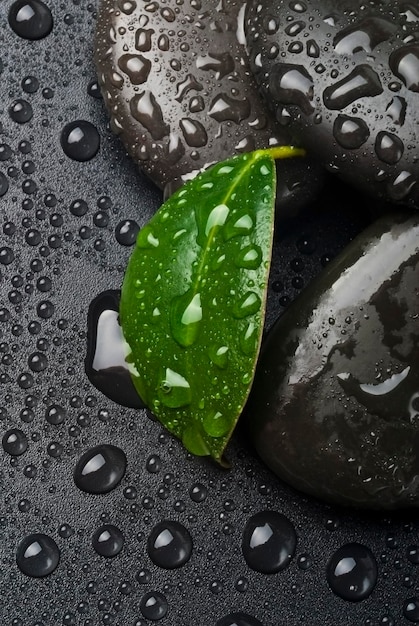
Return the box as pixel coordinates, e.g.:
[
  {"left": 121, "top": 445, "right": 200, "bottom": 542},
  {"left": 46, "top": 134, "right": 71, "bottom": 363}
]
[{"left": 245, "top": 0, "right": 419, "bottom": 206}]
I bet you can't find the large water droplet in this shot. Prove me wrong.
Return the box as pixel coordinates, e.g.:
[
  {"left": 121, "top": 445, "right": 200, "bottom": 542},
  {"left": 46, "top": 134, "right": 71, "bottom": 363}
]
[
  {"left": 235, "top": 245, "right": 262, "bottom": 269},
  {"left": 9, "top": 99, "right": 33, "bottom": 124},
  {"left": 242, "top": 511, "right": 297, "bottom": 573},
  {"left": 385, "top": 96, "right": 406, "bottom": 126},
  {"left": 333, "top": 114, "right": 370, "bottom": 149},
  {"left": 233, "top": 291, "right": 261, "bottom": 319},
  {"left": 196, "top": 51, "right": 234, "bottom": 78},
  {"left": 326, "top": 543, "right": 377, "bottom": 601},
  {"left": 60, "top": 121, "right": 100, "bottom": 161},
  {"left": 118, "top": 54, "right": 151, "bottom": 84},
  {"left": 179, "top": 118, "right": 208, "bottom": 147},
  {"left": 140, "top": 591, "right": 168, "bottom": 621},
  {"left": 333, "top": 17, "right": 397, "bottom": 55},
  {"left": 208, "top": 94, "right": 251, "bottom": 123},
  {"left": 216, "top": 614, "right": 263, "bottom": 626},
  {"left": 92, "top": 524, "right": 124, "bottom": 557},
  {"left": 8, "top": 0, "right": 53, "bottom": 40},
  {"left": 85, "top": 290, "right": 145, "bottom": 409},
  {"left": 208, "top": 345, "right": 229, "bottom": 369},
  {"left": 390, "top": 45, "right": 419, "bottom": 92},
  {"left": 147, "top": 520, "right": 193, "bottom": 569},
  {"left": 157, "top": 367, "right": 192, "bottom": 408},
  {"left": 16, "top": 533, "right": 60, "bottom": 577},
  {"left": 170, "top": 290, "right": 202, "bottom": 347},
  {"left": 374, "top": 131, "right": 404, "bottom": 164},
  {"left": 223, "top": 212, "right": 254, "bottom": 240},
  {"left": 130, "top": 91, "right": 169, "bottom": 140},
  {"left": 269, "top": 63, "right": 314, "bottom": 115},
  {"left": 404, "top": 598, "right": 419, "bottom": 622},
  {"left": 323, "top": 65, "right": 383, "bottom": 110},
  {"left": 2, "top": 428, "right": 28, "bottom": 456},
  {"left": 74, "top": 444, "right": 127, "bottom": 494},
  {"left": 202, "top": 411, "right": 230, "bottom": 437}
]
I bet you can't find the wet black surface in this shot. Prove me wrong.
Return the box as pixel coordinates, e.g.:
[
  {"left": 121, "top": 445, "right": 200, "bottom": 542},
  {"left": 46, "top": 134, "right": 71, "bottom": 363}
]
[{"left": 0, "top": 1, "right": 419, "bottom": 625}]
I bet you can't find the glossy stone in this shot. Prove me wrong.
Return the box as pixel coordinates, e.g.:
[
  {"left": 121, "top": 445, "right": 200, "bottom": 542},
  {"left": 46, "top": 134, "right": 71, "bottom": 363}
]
[
  {"left": 246, "top": 0, "right": 419, "bottom": 208},
  {"left": 94, "top": 0, "right": 324, "bottom": 214},
  {"left": 246, "top": 212, "right": 419, "bottom": 509}
]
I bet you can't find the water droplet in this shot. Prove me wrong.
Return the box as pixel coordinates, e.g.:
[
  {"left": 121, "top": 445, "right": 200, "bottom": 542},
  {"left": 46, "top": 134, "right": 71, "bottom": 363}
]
[
  {"left": 85, "top": 291, "right": 145, "bottom": 409},
  {"left": 170, "top": 290, "right": 202, "bottom": 347},
  {"left": 202, "top": 410, "right": 229, "bottom": 437},
  {"left": 223, "top": 212, "right": 254, "bottom": 240},
  {"left": 0, "top": 173, "right": 9, "bottom": 197},
  {"left": 22, "top": 75, "right": 39, "bottom": 93},
  {"left": 9, "top": 99, "right": 33, "bottom": 124},
  {"left": 242, "top": 511, "right": 297, "bottom": 573},
  {"left": 385, "top": 96, "right": 406, "bottom": 126},
  {"left": 240, "top": 322, "right": 257, "bottom": 356},
  {"left": 147, "top": 520, "right": 192, "bottom": 568},
  {"left": 74, "top": 444, "right": 127, "bottom": 494},
  {"left": 306, "top": 39, "right": 320, "bottom": 58},
  {"left": 2, "top": 428, "right": 28, "bottom": 456},
  {"left": 333, "top": 17, "right": 397, "bottom": 55},
  {"left": 233, "top": 291, "right": 261, "bottom": 319},
  {"left": 269, "top": 63, "right": 314, "bottom": 115},
  {"left": 92, "top": 524, "right": 124, "bottom": 557},
  {"left": 333, "top": 114, "right": 370, "bottom": 149},
  {"left": 216, "top": 613, "right": 263, "bottom": 626},
  {"left": 16, "top": 533, "right": 60, "bottom": 577},
  {"left": 323, "top": 65, "right": 383, "bottom": 110},
  {"left": 326, "top": 543, "right": 377, "bottom": 601},
  {"left": 196, "top": 51, "right": 234, "bottom": 78},
  {"left": 208, "top": 345, "right": 229, "bottom": 369},
  {"left": 157, "top": 367, "right": 191, "bottom": 408},
  {"left": 375, "top": 131, "right": 404, "bottom": 164},
  {"left": 130, "top": 91, "right": 169, "bottom": 140},
  {"left": 8, "top": 0, "right": 53, "bottom": 40},
  {"left": 390, "top": 44, "right": 419, "bottom": 92},
  {"left": 60, "top": 121, "right": 100, "bottom": 161},
  {"left": 140, "top": 591, "right": 168, "bottom": 621},
  {"left": 118, "top": 53, "right": 151, "bottom": 84},
  {"left": 179, "top": 118, "right": 208, "bottom": 147},
  {"left": 235, "top": 245, "right": 262, "bottom": 269},
  {"left": 115, "top": 219, "right": 139, "bottom": 246},
  {"left": 45, "top": 404, "right": 66, "bottom": 425},
  {"left": 387, "top": 170, "right": 416, "bottom": 201},
  {"left": 404, "top": 598, "right": 419, "bottom": 622},
  {"left": 208, "top": 94, "right": 251, "bottom": 123}
]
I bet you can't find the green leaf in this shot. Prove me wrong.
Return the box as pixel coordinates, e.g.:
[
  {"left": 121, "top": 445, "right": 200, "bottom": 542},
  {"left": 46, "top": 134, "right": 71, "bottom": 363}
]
[{"left": 120, "top": 147, "right": 304, "bottom": 463}]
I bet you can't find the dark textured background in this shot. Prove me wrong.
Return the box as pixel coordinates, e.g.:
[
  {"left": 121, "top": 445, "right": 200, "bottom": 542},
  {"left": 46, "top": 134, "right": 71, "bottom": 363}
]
[{"left": 0, "top": 1, "right": 418, "bottom": 625}]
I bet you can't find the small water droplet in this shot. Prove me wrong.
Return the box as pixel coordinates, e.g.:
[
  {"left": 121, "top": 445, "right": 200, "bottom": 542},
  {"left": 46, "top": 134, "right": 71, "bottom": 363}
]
[
  {"left": 16, "top": 533, "right": 60, "bottom": 577},
  {"left": 74, "top": 444, "right": 127, "bottom": 494},
  {"left": 242, "top": 511, "right": 297, "bottom": 573},
  {"left": 92, "top": 524, "right": 124, "bottom": 557},
  {"left": 147, "top": 520, "right": 193, "bottom": 568},
  {"left": 326, "top": 543, "right": 378, "bottom": 601}
]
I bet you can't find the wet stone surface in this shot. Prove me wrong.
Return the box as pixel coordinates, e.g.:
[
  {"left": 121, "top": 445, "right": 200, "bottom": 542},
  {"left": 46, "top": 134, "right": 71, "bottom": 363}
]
[
  {"left": 246, "top": 0, "right": 419, "bottom": 208},
  {"left": 0, "top": 0, "right": 418, "bottom": 625},
  {"left": 94, "top": 0, "right": 324, "bottom": 216}
]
